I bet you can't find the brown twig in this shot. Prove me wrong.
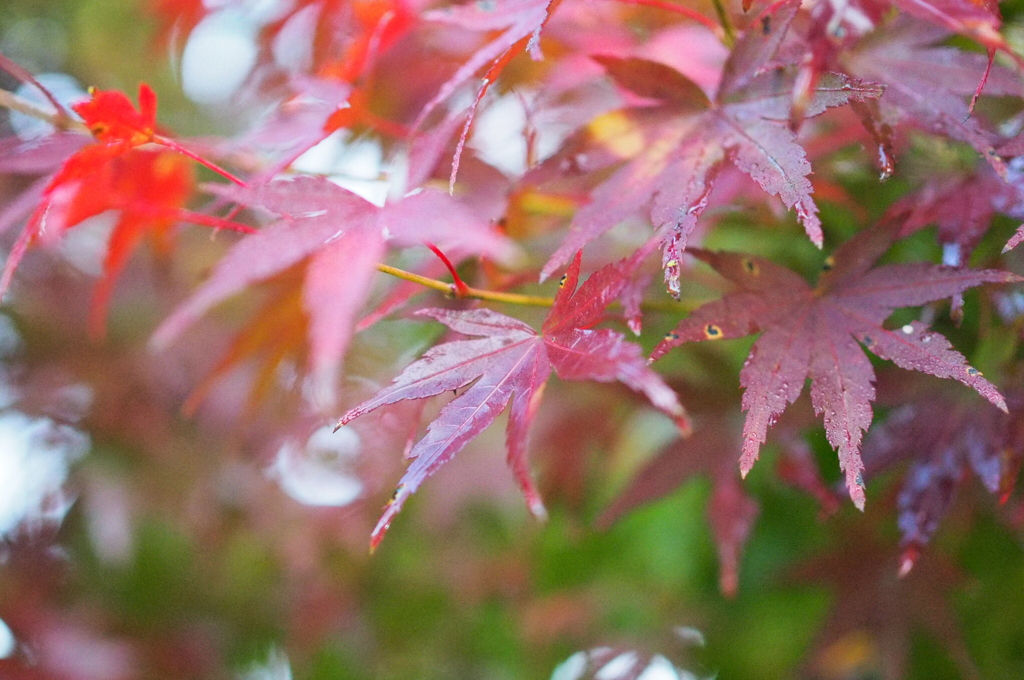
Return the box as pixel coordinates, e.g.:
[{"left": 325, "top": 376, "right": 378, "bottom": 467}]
[{"left": 0, "top": 88, "right": 88, "bottom": 134}]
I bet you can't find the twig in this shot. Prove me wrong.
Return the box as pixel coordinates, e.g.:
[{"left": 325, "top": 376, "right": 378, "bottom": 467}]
[
  {"left": 0, "top": 53, "right": 76, "bottom": 121},
  {"left": 709, "top": 0, "right": 736, "bottom": 46},
  {"left": 607, "top": 0, "right": 723, "bottom": 36},
  {"left": 0, "top": 88, "right": 88, "bottom": 134}
]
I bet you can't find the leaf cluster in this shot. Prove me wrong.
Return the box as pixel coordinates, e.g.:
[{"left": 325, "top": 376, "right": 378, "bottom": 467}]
[{"left": 3, "top": 0, "right": 1024, "bottom": 676}]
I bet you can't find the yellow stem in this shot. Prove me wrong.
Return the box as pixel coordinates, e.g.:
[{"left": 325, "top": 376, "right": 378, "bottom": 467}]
[
  {"left": 375, "top": 264, "right": 555, "bottom": 307},
  {"left": 375, "top": 264, "right": 706, "bottom": 314},
  {"left": 709, "top": 0, "right": 736, "bottom": 47}
]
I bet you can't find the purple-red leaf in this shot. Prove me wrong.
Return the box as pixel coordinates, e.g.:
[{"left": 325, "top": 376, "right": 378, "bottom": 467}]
[
  {"left": 843, "top": 18, "right": 1021, "bottom": 177},
  {"left": 540, "top": 42, "right": 882, "bottom": 291},
  {"left": 862, "top": 386, "right": 1024, "bottom": 571},
  {"left": 793, "top": 522, "right": 980, "bottom": 679},
  {"left": 652, "top": 224, "right": 1020, "bottom": 507},
  {"left": 415, "top": 0, "right": 558, "bottom": 130}
]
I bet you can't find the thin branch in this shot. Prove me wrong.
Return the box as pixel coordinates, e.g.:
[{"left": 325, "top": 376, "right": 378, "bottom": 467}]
[
  {"left": 0, "top": 88, "right": 88, "bottom": 134},
  {"left": 153, "top": 135, "right": 248, "bottom": 187},
  {"left": 606, "top": 0, "right": 723, "bottom": 35},
  {"left": 709, "top": 0, "right": 736, "bottom": 46},
  {"left": 0, "top": 53, "right": 75, "bottom": 120}
]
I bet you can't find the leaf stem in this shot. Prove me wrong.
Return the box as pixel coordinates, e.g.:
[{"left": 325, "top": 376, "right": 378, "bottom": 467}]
[
  {"left": 424, "top": 242, "right": 470, "bottom": 296},
  {"left": 153, "top": 135, "right": 249, "bottom": 187}
]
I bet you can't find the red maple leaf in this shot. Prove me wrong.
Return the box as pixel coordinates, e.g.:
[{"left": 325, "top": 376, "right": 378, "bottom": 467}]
[
  {"left": 338, "top": 252, "right": 688, "bottom": 550},
  {"left": 597, "top": 394, "right": 838, "bottom": 596},
  {"left": 416, "top": 0, "right": 561, "bottom": 130},
  {"left": 650, "top": 223, "right": 1020, "bottom": 508},
  {"left": 177, "top": 268, "right": 311, "bottom": 417},
  {"left": 540, "top": 10, "right": 883, "bottom": 293},
  {"left": 884, "top": 0, "right": 1018, "bottom": 71},
  {"left": 283, "top": 0, "right": 415, "bottom": 84},
  {"left": 266, "top": 0, "right": 416, "bottom": 155},
  {"left": 881, "top": 157, "right": 1024, "bottom": 318},
  {"left": 151, "top": 175, "right": 516, "bottom": 410},
  {"left": 783, "top": 0, "right": 1021, "bottom": 129},
  {"left": 0, "top": 84, "right": 250, "bottom": 336}
]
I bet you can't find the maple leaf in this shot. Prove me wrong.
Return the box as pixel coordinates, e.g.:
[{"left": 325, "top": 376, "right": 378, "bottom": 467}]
[
  {"left": 597, "top": 413, "right": 759, "bottom": 597},
  {"left": 597, "top": 394, "right": 838, "bottom": 596},
  {"left": 792, "top": 521, "right": 981, "bottom": 680},
  {"left": 415, "top": 0, "right": 560, "bottom": 130},
  {"left": 0, "top": 133, "right": 89, "bottom": 176},
  {"left": 412, "top": 0, "right": 562, "bottom": 185},
  {"left": 884, "top": 157, "right": 1024, "bottom": 318},
  {"left": 225, "top": 78, "right": 354, "bottom": 177},
  {"left": 74, "top": 84, "right": 158, "bottom": 149},
  {"left": 842, "top": 18, "right": 1023, "bottom": 177},
  {"left": 0, "top": 83, "right": 251, "bottom": 335},
  {"left": 994, "top": 140, "right": 1024, "bottom": 253},
  {"left": 178, "top": 267, "right": 311, "bottom": 417},
  {"left": 338, "top": 252, "right": 687, "bottom": 550},
  {"left": 0, "top": 133, "right": 89, "bottom": 247},
  {"left": 0, "top": 144, "right": 252, "bottom": 338},
  {"left": 152, "top": 175, "right": 517, "bottom": 410},
  {"left": 791, "top": 0, "right": 1020, "bottom": 122},
  {"left": 650, "top": 223, "right": 1019, "bottom": 508},
  {"left": 158, "top": 1, "right": 414, "bottom": 175},
  {"left": 149, "top": 0, "right": 205, "bottom": 51},
  {"left": 69, "top": 83, "right": 246, "bottom": 183},
  {"left": 860, "top": 387, "right": 1024, "bottom": 573},
  {"left": 885, "top": 0, "right": 1022, "bottom": 74},
  {"left": 890, "top": 162, "right": 1015, "bottom": 262},
  {"left": 540, "top": 11, "right": 883, "bottom": 293},
  {"left": 273, "top": 0, "right": 415, "bottom": 84}
]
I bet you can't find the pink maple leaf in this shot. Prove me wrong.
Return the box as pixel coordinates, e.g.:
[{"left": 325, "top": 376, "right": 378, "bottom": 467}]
[
  {"left": 338, "top": 251, "right": 687, "bottom": 550},
  {"left": 151, "top": 175, "right": 516, "bottom": 409},
  {"left": 540, "top": 9, "right": 882, "bottom": 293}
]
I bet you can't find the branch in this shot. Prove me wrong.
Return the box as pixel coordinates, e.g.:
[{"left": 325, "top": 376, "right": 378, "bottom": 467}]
[
  {"left": 605, "top": 0, "right": 723, "bottom": 35},
  {"left": 0, "top": 88, "right": 88, "bottom": 134},
  {"left": 709, "top": 0, "right": 736, "bottom": 46},
  {"left": 0, "top": 53, "right": 76, "bottom": 121}
]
